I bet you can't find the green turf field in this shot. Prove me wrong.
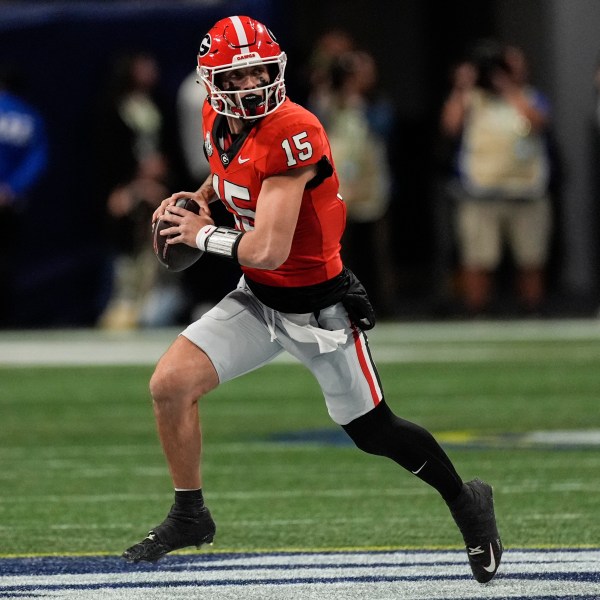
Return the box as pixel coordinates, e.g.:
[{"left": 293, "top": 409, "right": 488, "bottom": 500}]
[{"left": 1, "top": 321, "right": 599, "bottom": 556}]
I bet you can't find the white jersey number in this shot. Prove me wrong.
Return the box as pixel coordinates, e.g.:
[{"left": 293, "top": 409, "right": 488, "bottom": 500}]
[
  {"left": 212, "top": 174, "right": 255, "bottom": 231},
  {"left": 281, "top": 132, "right": 313, "bottom": 166}
]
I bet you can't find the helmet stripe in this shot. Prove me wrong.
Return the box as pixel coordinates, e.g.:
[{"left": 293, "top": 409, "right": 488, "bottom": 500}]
[{"left": 229, "top": 16, "right": 250, "bottom": 53}]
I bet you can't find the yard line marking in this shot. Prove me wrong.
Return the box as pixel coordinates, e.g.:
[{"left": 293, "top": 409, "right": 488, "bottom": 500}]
[{"left": 0, "top": 487, "right": 432, "bottom": 505}]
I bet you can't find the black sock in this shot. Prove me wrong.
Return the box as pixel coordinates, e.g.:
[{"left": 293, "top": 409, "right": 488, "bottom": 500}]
[{"left": 174, "top": 489, "right": 205, "bottom": 515}]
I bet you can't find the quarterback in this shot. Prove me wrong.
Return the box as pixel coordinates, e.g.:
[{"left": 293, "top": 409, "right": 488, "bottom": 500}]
[{"left": 122, "top": 15, "right": 503, "bottom": 583}]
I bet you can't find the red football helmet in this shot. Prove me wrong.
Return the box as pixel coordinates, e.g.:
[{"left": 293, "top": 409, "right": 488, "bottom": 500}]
[{"left": 197, "top": 15, "right": 287, "bottom": 119}]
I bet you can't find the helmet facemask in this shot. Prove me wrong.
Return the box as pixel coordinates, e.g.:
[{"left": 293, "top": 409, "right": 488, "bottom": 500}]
[
  {"left": 198, "top": 53, "right": 287, "bottom": 120},
  {"left": 197, "top": 16, "right": 287, "bottom": 120}
]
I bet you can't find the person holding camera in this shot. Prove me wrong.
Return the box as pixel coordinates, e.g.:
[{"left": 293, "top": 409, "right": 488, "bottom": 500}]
[{"left": 441, "top": 41, "right": 552, "bottom": 316}]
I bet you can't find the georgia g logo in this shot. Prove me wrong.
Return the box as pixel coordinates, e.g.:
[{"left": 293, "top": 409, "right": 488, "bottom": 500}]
[{"left": 198, "top": 33, "right": 211, "bottom": 57}]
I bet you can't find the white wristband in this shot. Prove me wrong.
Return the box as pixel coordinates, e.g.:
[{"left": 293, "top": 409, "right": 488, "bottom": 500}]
[
  {"left": 205, "top": 227, "right": 244, "bottom": 260},
  {"left": 195, "top": 225, "right": 217, "bottom": 251}
]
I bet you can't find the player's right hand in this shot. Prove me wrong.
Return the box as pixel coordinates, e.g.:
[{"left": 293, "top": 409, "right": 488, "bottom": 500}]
[{"left": 152, "top": 191, "right": 212, "bottom": 225}]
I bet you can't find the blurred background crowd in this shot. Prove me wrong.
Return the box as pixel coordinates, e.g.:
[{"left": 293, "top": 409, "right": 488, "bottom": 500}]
[{"left": 1, "top": 0, "right": 600, "bottom": 329}]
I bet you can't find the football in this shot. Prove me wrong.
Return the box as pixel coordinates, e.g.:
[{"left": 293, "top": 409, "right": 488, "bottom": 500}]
[{"left": 153, "top": 197, "right": 204, "bottom": 272}]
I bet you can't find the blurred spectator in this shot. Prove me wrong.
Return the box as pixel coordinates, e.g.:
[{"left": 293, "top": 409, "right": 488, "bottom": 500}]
[
  {"left": 430, "top": 59, "right": 477, "bottom": 312},
  {"left": 307, "top": 29, "right": 355, "bottom": 94},
  {"left": 440, "top": 41, "right": 553, "bottom": 316},
  {"left": 0, "top": 65, "right": 48, "bottom": 327},
  {"left": 309, "top": 49, "right": 398, "bottom": 316},
  {"left": 94, "top": 51, "right": 186, "bottom": 329},
  {"left": 176, "top": 69, "right": 209, "bottom": 185}
]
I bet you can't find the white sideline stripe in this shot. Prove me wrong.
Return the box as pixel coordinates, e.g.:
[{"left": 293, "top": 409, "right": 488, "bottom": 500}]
[
  {"left": 4, "top": 560, "right": 598, "bottom": 587},
  {"left": 3, "top": 319, "right": 600, "bottom": 366},
  {"left": 1, "top": 550, "right": 599, "bottom": 599},
  {"left": 3, "top": 343, "right": 600, "bottom": 365}
]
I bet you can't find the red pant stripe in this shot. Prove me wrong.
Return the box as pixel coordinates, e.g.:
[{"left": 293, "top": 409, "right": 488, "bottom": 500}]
[{"left": 352, "top": 325, "right": 382, "bottom": 407}]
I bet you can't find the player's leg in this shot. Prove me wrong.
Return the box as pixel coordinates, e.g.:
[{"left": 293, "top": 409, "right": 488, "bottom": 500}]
[
  {"left": 150, "top": 337, "right": 218, "bottom": 490},
  {"left": 123, "top": 287, "right": 284, "bottom": 562},
  {"left": 122, "top": 337, "right": 218, "bottom": 563},
  {"left": 342, "top": 400, "right": 463, "bottom": 500},
  {"left": 150, "top": 336, "right": 219, "bottom": 490},
  {"left": 296, "top": 304, "right": 502, "bottom": 583},
  {"left": 342, "top": 399, "right": 502, "bottom": 582},
  {"left": 301, "top": 308, "right": 464, "bottom": 500}
]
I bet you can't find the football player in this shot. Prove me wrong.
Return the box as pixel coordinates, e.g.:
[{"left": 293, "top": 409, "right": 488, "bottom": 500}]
[{"left": 122, "top": 15, "right": 502, "bottom": 583}]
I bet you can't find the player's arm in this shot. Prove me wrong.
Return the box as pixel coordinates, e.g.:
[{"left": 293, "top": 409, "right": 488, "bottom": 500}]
[
  {"left": 162, "top": 165, "right": 317, "bottom": 265},
  {"left": 236, "top": 164, "right": 317, "bottom": 270}
]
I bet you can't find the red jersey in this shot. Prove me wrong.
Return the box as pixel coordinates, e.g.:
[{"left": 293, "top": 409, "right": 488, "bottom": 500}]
[{"left": 202, "top": 97, "right": 345, "bottom": 288}]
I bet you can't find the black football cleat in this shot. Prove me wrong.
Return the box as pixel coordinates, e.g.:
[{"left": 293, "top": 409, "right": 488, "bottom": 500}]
[
  {"left": 122, "top": 504, "right": 216, "bottom": 563},
  {"left": 448, "top": 478, "right": 503, "bottom": 583}
]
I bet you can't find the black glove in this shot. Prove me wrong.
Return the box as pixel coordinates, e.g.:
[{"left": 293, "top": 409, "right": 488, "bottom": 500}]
[{"left": 342, "top": 269, "right": 376, "bottom": 330}]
